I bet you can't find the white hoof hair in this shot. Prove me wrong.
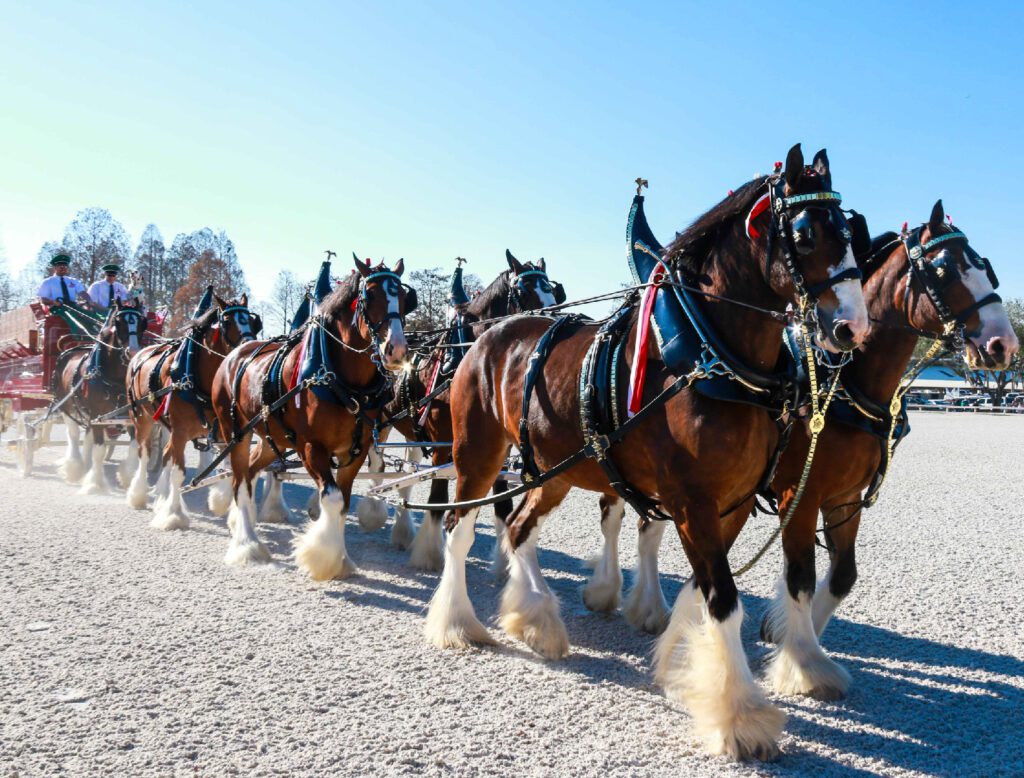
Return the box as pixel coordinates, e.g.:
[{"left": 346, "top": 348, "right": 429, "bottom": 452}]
[
  {"left": 661, "top": 602, "right": 784, "bottom": 762},
  {"left": 305, "top": 491, "right": 320, "bottom": 519},
  {"left": 59, "top": 457, "right": 86, "bottom": 485},
  {"left": 150, "top": 508, "right": 190, "bottom": 531},
  {"left": 582, "top": 569, "right": 623, "bottom": 613},
  {"left": 294, "top": 491, "right": 356, "bottom": 581},
  {"left": 356, "top": 497, "right": 389, "bottom": 532},
  {"left": 409, "top": 514, "right": 444, "bottom": 571},
  {"left": 765, "top": 582, "right": 850, "bottom": 701},
  {"left": 389, "top": 509, "right": 416, "bottom": 549},
  {"left": 499, "top": 590, "right": 569, "bottom": 660},
  {"left": 623, "top": 581, "right": 670, "bottom": 634},
  {"left": 224, "top": 537, "right": 272, "bottom": 566},
  {"left": 208, "top": 479, "right": 233, "bottom": 517}
]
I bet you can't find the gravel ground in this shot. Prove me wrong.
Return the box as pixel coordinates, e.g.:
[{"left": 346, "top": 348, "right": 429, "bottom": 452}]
[{"left": 1, "top": 413, "right": 1022, "bottom": 777}]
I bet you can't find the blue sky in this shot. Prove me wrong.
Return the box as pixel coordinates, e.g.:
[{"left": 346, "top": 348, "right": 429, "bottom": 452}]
[{"left": 1, "top": 1, "right": 1021, "bottom": 303}]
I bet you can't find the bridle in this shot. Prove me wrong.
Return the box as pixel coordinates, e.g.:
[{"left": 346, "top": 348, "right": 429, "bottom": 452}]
[
  {"left": 109, "top": 307, "right": 148, "bottom": 363},
  {"left": 217, "top": 305, "right": 261, "bottom": 349},
  {"left": 901, "top": 225, "right": 1001, "bottom": 339},
  {"left": 753, "top": 175, "right": 863, "bottom": 304},
  {"left": 507, "top": 268, "right": 566, "bottom": 312}
]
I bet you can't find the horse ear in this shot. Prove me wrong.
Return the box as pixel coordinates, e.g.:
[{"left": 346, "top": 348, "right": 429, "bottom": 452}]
[
  {"left": 784, "top": 143, "right": 804, "bottom": 191},
  {"left": 213, "top": 293, "right": 228, "bottom": 310},
  {"left": 812, "top": 148, "right": 831, "bottom": 186},
  {"left": 114, "top": 297, "right": 123, "bottom": 310},
  {"left": 393, "top": 258, "right": 405, "bottom": 277},
  {"left": 537, "top": 257, "right": 546, "bottom": 271},
  {"left": 928, "top": 199, "right": 945, "bottom": 233},
  {"left": 505, "top": 249, "right": 524, "bottom": 274},
  {"left": 352, "top": 253, "right": 370, "bottom": 277},
  {"left": 241, "top": 293, "right": 248, "bottom": 307}
]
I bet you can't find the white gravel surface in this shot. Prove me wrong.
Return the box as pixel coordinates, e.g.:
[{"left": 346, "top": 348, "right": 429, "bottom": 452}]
[{"left": 2, "top": 414, "right": 1023, "bottom": 777}]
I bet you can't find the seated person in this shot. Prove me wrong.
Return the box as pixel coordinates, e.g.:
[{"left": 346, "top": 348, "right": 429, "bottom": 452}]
[
  {"left": 37, "top": 253, "right": 88, "bottom": 308},
  {"left": 87, "top": 263, "right": 131, "bottom": 310}
]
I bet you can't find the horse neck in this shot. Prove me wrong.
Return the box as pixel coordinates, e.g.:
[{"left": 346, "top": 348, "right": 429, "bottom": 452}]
[
  {"left": 466, "top": 274, "right": 512, "bottom": 338},
  {"left": 328, "top": 316, "right": 378, "bottom": 386},
  {"left": 98, "top": 333, "right": 124, "bottom": 377},
  {"left": 695, "top": 226, "right": 786, "bottom": 372},
  {"left": 196, "top": 334, "right": 226, "bottom": 390},
  {"left": 844, "top": 248, "right": 919, "bottom": 405}
]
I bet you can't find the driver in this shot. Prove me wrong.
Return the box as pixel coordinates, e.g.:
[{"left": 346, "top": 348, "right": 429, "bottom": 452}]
[
  {"left": 87, "top": 263, "right": 131, "bottom": 310},
  {"left": 37, "top": 253, "right": 89, "bottom": 308}
]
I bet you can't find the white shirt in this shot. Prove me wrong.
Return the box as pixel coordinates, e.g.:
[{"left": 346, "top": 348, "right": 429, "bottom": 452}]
[
  {"left": 37, "top": 274, "right": 87, "bottom": 303},
  {"left": 87, "top": 279, "right": 130, "bottom": 308}
]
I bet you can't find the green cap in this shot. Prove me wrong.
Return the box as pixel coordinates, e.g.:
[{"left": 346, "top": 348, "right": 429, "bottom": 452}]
[
  {"left": 50, "top": 253, "right": 71, "bottom": 267},
  {"left": 102, "top": 264, "right": 120, "bottom": 274}
]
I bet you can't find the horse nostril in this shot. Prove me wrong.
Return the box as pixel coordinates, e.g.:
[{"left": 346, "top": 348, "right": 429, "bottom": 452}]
[
  {"left": 990, "top": 339, "right": 1006, "bottom": 359},
  {"left": 833, "top": 322, "right": 854, "bottom": 350}
]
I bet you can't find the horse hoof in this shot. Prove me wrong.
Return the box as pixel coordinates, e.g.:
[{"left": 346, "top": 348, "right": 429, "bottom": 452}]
[
  {"left": 224, "top": 539, "right": 272, "bottom": 566},
  {"left": 150, "top": 511, "right": 190, "bottom": 531},
  {"left": 423, "top": 607, "right": 494, "bottom": 650},
  {"left": 356, "top": 497, "right": 389, "bottom": 532},
  {"left": 208, "top": 482, "right": 233, "bottom": 516},
  {"left": 389, "top": 513, "right": 415, "bottom": 549},
  {"left": 707, "top": 703, "right": 786, "bottom": 762},
  {"left": 500, "top": 595, "right": 570, "bottom": 660},
  {"left": 258, "top": 502, "right": 290, "bottom": 524},
  {"left": 582, "top": 577, "right": 622, "bottom": 614}
]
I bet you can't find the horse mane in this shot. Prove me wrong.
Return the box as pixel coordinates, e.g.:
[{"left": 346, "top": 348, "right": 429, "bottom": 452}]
[
  {"left": 662, "top": 178, "right": 769, "bottom": 273},
  {"left": 468, "top": 271, "right": 511, "bottom": 316},
  {"left": 859, "top": 231, "right": 901, "bottom": 280},
  {"left": 319, "top": 271, "right": 362, "bottom": 323}
]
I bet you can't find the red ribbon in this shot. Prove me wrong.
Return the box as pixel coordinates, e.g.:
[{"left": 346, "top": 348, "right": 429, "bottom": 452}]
[
  {"left": 627, "top": 262, "right": 668, "bottom": 417},
  {"left": 153, "top": 393, "right": 170, "bottom": 422},
  {"left": 745, "top": 192, "right": 771, "bottom": 241}
]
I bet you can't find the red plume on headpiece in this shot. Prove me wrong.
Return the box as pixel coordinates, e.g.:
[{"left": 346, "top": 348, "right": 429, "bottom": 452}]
[{"left": 773, "top": 161, "right": 783, "bottom": 173}]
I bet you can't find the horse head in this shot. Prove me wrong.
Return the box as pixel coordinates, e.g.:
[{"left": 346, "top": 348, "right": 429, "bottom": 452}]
[
  {"left": 760, "top": 144, "right": 870, "bottom": 352},
  {"left": 110, "top": 297, "right": 148, "bottom": 356},
  {"left": 213, "top": 292, "right": 261, "bottom": 350},
  {"left": 352, "top": 255, "right": 413, "bottom": 371},
  {"left": 901, "top": 200, "right": 1018, "bottom": 370},
  {"left": 505, "top": 250, "right": 566, "bottom": 311}
]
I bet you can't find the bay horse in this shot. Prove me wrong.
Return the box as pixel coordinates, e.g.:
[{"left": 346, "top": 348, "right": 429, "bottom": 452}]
[
  {"left": 349, "top": 252, "right": 565, "bottom": 571},
  {"left": 586, "top": 200, "right": 1018, "bottom": 705},
  {"left": 424, "top": 145, "right": 870, "bottom": 761},
  {"left": 124, "top": 292, "right": 260, "bottom": 530},
  {"left": 51, "top": 298, "right": 147, "bottom": 494},
  {"left": 210, "top": 257, "right": 412, "bottom": 574}
]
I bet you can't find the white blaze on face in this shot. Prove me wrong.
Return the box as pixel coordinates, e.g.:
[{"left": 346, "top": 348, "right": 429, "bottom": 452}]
[
  {"left": 235, "top": 311, "right": 253, "bottom": 341},
  {"left": 127, "top": 315, "right": 141, "bottom": 354},
  {"left": 534, "top": 284, "right": 557, "bottom": 308},
  {"left": 385, "top": 282, "right": 407, "bottom": 364},
  {"left": 956, "top": 254, "right": 1019, "bottom": 366},
  {"left": 829, "top": 245, "right": 869, "bottom": 345}
]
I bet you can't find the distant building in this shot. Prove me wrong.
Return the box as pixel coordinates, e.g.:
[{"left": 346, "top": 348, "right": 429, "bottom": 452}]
[{"left": 909, "top": 365, "right": 1022, "bottom": 406}]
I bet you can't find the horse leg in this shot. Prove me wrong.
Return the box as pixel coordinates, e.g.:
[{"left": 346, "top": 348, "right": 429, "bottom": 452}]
[
  {"left": 57, "top": 414, "right": 86, "bottom": 484},
  {"left": 762, "top": 494, "right": 850, "bottom": 701},
  {"left": 118, "top": 426, "right": 138, "bottom": 489},
  {"left": 409, "top": 475, "right": 447, "bottom": 571},
  {"left": 423, "top": 431, "right": 507, "bottom": 649},
  {"left": 294, "top": 444, "right": 357, "bottom": 580},
  {"left": 206, "top": 447, "right": 234, "bottom": 518},
  {"left": 126, "top": 418, "right": 152, "bottom": 510},
  {"left": 257, "top": 471, "right": 290, "bottom": 523},
  {"left": 224, "top": 434, "right": 271, "bottom": 565},
  {"left": 150, "top": 425, "right": 192, "bottom": 530},
  {"left": 147, "top": 425, "right": 166, "bottom": 476},
  {"left": 79, "top": 426, "right": 111, "bottom": 495},
  {"left": 389, "top": 445, "right": 422, "bottom": 549},
  {"left": 624, "top": 518, "right": 671, "bottom": 634},
  {"left": 656, "top": 504, "right": 785, "bottom": 762},
  {"left": 499, "top": 481, "right": 573, "bottom": 659},
  {"left": 356, "top": 442, "right": 389, "bottom": 532},
  {"left": 490, "top": 477, "right": 512, "bottom": 580},
  {"left": 812, "top": 498, "right": 862, "bottom": 638},
  {"left": 582, "top": 495, "right": 625, "bottom": 613}
]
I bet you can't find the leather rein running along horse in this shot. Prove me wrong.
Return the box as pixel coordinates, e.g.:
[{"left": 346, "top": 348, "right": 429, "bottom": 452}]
[
  {"left": 406, "top": 175, "right": 863, "bottom": 577},
  {"left": 188, "top": 266, "right": 416, "bottom": 488}
]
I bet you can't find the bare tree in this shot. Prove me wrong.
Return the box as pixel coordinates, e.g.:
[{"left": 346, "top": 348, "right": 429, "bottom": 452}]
[
  {"left": 131, "top": 224, "right": 167, "bottom": 310},
  {"left": 62, "top": 207, "right": 132, "bottom": 283},
  {"left": 269, "top": 269, "right": 302, "bottom": 336}
]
